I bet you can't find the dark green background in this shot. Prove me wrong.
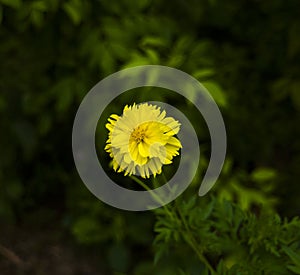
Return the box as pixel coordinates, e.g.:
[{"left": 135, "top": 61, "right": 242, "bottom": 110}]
[{"left": 0, "top": 0, "right": 300, "bottom": 274}]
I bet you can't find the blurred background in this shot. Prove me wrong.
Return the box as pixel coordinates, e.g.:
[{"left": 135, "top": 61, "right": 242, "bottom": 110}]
[{"left": 0, "top": 0, "right": 300, "bottom": 274}]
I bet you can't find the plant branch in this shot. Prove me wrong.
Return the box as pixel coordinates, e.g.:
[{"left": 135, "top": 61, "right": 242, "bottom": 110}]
[
  {"left": 175, "top": 201, "right": 216, "bottom": 275},
  {"left": 130, "top": 175, "right": 175, "bottom": 220}
]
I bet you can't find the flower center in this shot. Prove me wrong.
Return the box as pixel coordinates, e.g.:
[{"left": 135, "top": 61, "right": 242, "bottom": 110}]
[{"left": 131, "top": 125, "right": 146, "bottom": 143}]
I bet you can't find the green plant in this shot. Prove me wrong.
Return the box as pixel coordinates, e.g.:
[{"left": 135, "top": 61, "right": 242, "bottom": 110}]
[{"left": 154, "top": 196, "right": 300, "bottom": 274}]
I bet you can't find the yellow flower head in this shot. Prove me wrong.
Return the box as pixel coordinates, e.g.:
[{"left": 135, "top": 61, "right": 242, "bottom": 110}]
[{"left": 105, "top": 103, "right": 182, "bottom": 178}]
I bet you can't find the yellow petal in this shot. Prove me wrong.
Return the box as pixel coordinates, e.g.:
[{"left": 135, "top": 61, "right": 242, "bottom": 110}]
[
  {"left": 138, "top": 142, "right": 150, "bottom": 158},
  {"left": 129, "top": 141, "right": 138, "bottom": 158},
  {"left": 110, "top": 114, "right": 119, "bottom": 120},
  {"left": 147, "top": 160, "right": 157, "bottom": 174},
  {"left": 105, "top": 123, "right": 114, "bottom": 131},
  {"left": 138, "top": 165, "right": 146, "bottom": 178},
  {"left": 135, "top": 152, "right": 147, "bottom": 165},
  {"left": 167, "top": 136, "right": 182, "bottom": 148},
  {"left": 124, "top": 153, "right": 132, "bottom": 164}
]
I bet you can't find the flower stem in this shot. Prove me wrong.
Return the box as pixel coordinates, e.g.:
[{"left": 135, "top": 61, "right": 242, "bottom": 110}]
[
  {"left": 175, "top": 200, "right": 216, "bottom": 274},
  {"left": 130, "top": 175, "right": 175, "bottom": 220}
]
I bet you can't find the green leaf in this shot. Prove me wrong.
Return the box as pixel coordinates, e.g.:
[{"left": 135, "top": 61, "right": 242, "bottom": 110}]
[
  {"left": 72, "top": 216, "right": 107, "bottom": 244},
  {"left": 282, "top": 246, "right": 300, "bottom": 266},
  {"left": 31, "top": 0, "right": 48, "bottom": 12},
  {"left": 287, "top": 265, "right": 300, "bottom": 275},
  {"left": 140, "top": 36, "right": 167, "bottom": 48},
  {"left": 182, "top": 196, "right": 197, "bottom": 212},
  {"left": 193, "top": 68, "right": 215, "bottom": 80},
  {"left": 144, "top": 48, "right": 160, "bottom": 63},
  {"left": 30, "top": 10, "right": 43, "bottom": 27},
  {"left": 202, "top": 81, "right": 227, "bottom": 107},
  {"left": 217, "top": 259, "right": 228, "bottom": 274},
  {"left": 222, "top": 158, "right": 233, "bottom": 175},
  {"left": 200, "top": 198, "right": 215, "bottom": 220},
  {"left": 63, "top": 1, "right": 81, "bottom": 25},
  {"left": 154, "top": 243, "right": 168, "bottom": 265},
  {"left": 251, "top": 168, "right": 277, "bottom": 182},
  {"left": 0, "top": 0, "right": 22, "bottom": 9},
  {"left": 167, "top": 54, "right": 184, "bottom": 67},
  {"left": 123, "top": 53, "right": 151, "bottom": 68}
]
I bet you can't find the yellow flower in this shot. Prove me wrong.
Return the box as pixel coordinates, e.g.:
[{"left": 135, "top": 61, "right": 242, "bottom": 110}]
[{"left": 105, "top": 103, "right": 182, "bottom": 178}]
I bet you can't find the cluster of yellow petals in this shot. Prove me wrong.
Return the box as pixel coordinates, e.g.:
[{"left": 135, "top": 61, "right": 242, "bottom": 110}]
[{"left": 105, "top": 103, "right": 182, "bottom": 178}]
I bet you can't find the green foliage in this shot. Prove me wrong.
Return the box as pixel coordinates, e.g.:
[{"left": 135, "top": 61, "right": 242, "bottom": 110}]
[
  {"left": 0, "top": 0, "right": 300, "bottom": 273},
  {"left": 0, "top": 0, "right": 22, "bottom": 9},
  {"left": 283, "top": 245, "right": 300, "bottom": 274},
  {"left": 154, "top": 196, "right": 300, "bottom": 274}
]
